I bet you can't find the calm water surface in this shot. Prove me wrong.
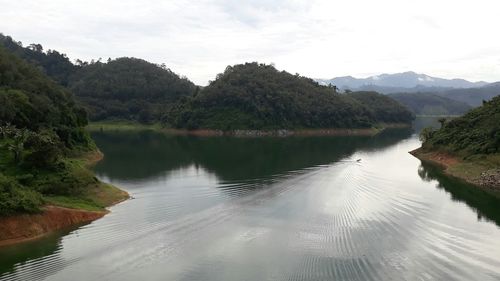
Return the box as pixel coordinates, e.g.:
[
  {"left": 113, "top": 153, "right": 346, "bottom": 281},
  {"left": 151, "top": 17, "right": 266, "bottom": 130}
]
[{"left": 1, "top": 118, "right": 500, "bottom": 280}]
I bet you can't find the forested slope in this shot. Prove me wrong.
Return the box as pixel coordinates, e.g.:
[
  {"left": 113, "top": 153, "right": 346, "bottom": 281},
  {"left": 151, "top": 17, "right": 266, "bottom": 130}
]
[
  {"left": 0, "top": 34, "right": 197, "bottom": 123},
  {"left": 390, "top": 92, "right": 472, "bottom": 115},
  {"left": 71, "top": 58, "right": 197, "bottom": 122},
  {"left": 420, "top": 96, "right": 500, "bottom": 155},
  {"left": 167, "top": 63, "right": 414, "bottom": 130},
  {"left": 0, "top": 46, "right": 118, "bottom": 215}
]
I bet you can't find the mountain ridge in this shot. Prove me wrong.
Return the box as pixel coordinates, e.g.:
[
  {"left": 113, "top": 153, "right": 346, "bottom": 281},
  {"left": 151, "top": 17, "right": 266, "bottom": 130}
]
[{"left": 317, "top": 71, "right": 489, "bottom": 91}]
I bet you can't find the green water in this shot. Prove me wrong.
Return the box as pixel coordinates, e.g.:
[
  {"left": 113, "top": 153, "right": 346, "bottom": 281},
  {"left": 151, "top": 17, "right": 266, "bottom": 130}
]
[{"left": 1, "top": 119, "right": 499, "bottom": 280}]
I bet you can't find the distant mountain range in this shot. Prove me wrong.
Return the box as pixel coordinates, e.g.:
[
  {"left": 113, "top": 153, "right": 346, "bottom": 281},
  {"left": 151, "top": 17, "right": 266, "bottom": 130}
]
[
  {"left": 317, "top": 72, "right": 500, "bottom": 109},
  {"left": 317, "top": 71, "right": 489, "bottom": 93},
  {"left": 433, "top": 82, "right": 500, "bottom": 107},
  {"left": 389, "top": 92, "right": 472, "bottom": 116}
]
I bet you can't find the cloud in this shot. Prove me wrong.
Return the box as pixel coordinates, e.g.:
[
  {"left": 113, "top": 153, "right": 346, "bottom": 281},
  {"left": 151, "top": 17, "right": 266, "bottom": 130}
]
[{"left": 0, "top": 0, "right": 499, "bottom": 84}]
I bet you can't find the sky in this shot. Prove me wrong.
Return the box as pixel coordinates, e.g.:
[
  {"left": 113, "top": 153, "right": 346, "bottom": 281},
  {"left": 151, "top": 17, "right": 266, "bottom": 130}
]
[{"left": 1, "top": 0, "right": 499, "bottom": 85}]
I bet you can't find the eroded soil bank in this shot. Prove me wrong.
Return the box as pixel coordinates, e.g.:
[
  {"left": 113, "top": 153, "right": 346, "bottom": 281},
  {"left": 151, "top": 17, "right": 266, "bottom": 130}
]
[
  {"left": 0, "top": 150, "right": 129, "bottom": 247},
  {"left": 0, "top": 206, "right": 106, "bottom": 246},
  {"left": 410, "top": 148, "right": 500, "bottom": 193}
]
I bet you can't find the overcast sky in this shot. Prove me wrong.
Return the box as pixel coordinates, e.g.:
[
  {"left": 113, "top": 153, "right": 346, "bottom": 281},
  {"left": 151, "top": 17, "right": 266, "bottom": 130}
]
[{"left": 1, "top": 0, "right": 499, "bottom": 85}]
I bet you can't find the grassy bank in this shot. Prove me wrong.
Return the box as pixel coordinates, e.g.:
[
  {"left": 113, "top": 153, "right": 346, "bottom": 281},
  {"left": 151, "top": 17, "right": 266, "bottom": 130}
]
[
  {"left": 0, "top": 148, "right": 128, "bottom": 246},
  {"left": 0, "top": 140, "right": 128, "bottom": 215},
  {"left": 415, "top": 114, "right": 461, "bottom": 118},
  {"left": 411, "top": 148, "right": 500, "bottom": 194},
  {"left": 87, "top": 120, "right": 409, "bottom": 137},
  {"left": 43, "top": 181, "right": 128, "bottom": 212},
  {"left": 86, "top": 120, "right": 163, "bottom": 132},
  {"left": 41, "top": 149, "right": 128, "bottom": 212}
]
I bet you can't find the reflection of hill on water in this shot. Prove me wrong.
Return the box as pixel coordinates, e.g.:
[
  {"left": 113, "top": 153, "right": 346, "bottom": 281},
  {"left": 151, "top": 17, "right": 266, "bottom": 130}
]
[
  {"left": 0, "top": 227, "right": 78, "bottom": 276},
  {"left": 418, "top": 162, "right": 500, "bottom": 227},
  {"left": 92, "top": 128, "right": 412, "bottom": 182}
]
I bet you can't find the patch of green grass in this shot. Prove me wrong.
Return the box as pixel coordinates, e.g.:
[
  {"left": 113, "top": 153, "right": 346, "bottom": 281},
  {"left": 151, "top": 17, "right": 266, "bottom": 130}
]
[
  {"left": 0, "top": 138, "right": 128, "bottom": 216},
  {"left": 86, "top": 121, "right": 162, "bottom": 132},
  {"left": 448, "top": 154, "right": 500, "bottom": 180},
  {"left": 43, "top": 196, "right": 104, "bottom": 212},
  {"left": 43, "top": 182, "right": 128, "bottom": 212},
  {"left": 416, "top": 114, "right": 461, "bottom": 118}
]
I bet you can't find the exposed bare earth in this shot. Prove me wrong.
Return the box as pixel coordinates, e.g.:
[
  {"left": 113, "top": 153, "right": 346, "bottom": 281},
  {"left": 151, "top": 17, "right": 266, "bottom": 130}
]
[
  {"left": 81, "top": 149, "right": 104, "bottom": 167},
  {"left": 410, "top": 147, "right": 500, "bottom": 193},
  {"left": 0, "top": 150, "right": 129, "bottom": 247},
  {"left": 0, "top": 206, "right": 106, "bottom": 246}
]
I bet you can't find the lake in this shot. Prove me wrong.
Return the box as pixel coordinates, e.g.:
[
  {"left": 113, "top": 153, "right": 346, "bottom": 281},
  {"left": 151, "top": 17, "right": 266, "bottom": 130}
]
[{"left": 1, "top": 118, "right": 500, "bottom": 280}]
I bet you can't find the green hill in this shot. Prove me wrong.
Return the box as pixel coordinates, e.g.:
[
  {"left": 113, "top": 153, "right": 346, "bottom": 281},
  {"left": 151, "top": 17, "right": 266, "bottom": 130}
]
[
  {"left": 389, "top": 92, "right": 472, "bottom": 115},
  {"left": 0, "top": 46, "right": 124, "bottom": 216},
  {"left": 0, "top": 46, "right": 88, "bottom": 146},
  {"left": 0, "top": 34, "right": 77, "bottom": 87},
  {"left": 421, "top": 96, "right": 500, "bottom": 155},
  {"left": 415, "top": 96, "right": 500, "bottom": 190},
  {"left": 435, "top": 84, "right": 500, "bottom": 107},
  {"left": 0, "top": 34, "right": 198, "bottom": 124},
  {"left": 71, "top": 57, "right": 197, "bottom": 122},
  {"left": 347, "top": 91, "right": 415, "bottom": 123},
  {"left": 167, "top": 63, "right": 414, "bottom": 130}
]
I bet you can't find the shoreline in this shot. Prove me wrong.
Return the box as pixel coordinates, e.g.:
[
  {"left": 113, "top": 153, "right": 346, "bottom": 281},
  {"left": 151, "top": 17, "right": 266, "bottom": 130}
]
[
  {"left": 0, "top": 150, "right": 129, "bottom": 247},
  {"left": 410, "top": 147, "right": 500, "bottom": 194},
  {"left": 0, "top": 206, "right": 107, "bottom": 247},
  {"left": 88, "top": 121, "right": 411, "bottom": 137}
]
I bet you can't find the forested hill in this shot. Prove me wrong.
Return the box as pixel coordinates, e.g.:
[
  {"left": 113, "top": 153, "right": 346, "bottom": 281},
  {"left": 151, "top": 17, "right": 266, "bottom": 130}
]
[
  {"left": 347, "top": 91, "right": 415, "bottom": 123},
  {"left": 421, "top": 96, "right": 500, "bottom": 155},
  {"left": 0, "top": 46, "right": 88, "bottom": 143},
  {"left": 434, "top": 83, "right": 500, "bottom": 107},
  {"left": 0, "top": 34, "right": 77, "bottom": 86},
  {"left": 166, "top": 63, "right": 414, "bottom": 130},
  {"left": 71, "top": 58, "right": 197, "bottom": 122},
  {"left": 0, "top": 45, "right": 94, "bottom": 214},
  {"left": 0, "top": 34, "right": 198, "bottom": 123},
  {"left": 389, "top": 92, "right": 472, "bottom": 116}
]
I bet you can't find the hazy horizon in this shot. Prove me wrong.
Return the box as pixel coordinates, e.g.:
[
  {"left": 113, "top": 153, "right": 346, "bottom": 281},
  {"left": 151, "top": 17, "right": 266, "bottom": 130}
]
[{"left": 1, "top": 0, "right": 499, "bottom": 85}]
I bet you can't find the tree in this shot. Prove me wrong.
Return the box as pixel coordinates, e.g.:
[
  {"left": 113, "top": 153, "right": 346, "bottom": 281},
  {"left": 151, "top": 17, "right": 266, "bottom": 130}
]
[
  {"left": 419, "top": 127, "right": 436, "bottom": 143},
  {"left": 24, "top": 130, "right": 62, "bottom": 167},
  {"left": 7, "top": 129, "right": 29, "bottom": 164},
  {"left": 438, "top": 117, "right": 447, "bottom": 128}
]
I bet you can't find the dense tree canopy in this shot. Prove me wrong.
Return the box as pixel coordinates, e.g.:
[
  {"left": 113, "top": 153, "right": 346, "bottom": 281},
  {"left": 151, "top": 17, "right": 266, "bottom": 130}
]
[
  {"left": 347, "top": 91, "right": 415, "bottom": 123},
  {"left": 0, "top": 45, "right": 94, "bottom": 215},
  {"left": 421, "top": 96, "right": 500, "bottom": 154},
  {"left": 0, "top": 34, "right": 77, "bottom": 86},
  {"left": 70, "top": 57, "right": 197, "bottom": 122},
  {"left": 1, "top": 35, "right": 414, "bottom": 130},
  {"left": 389, "top": 92, "right": 472, "bottom": 115},
  {"left": 0, "top": 46, "right": 89, "bottom": 147},
  {"left": 166, "top": 63, "right": 414, "bottom": 130},
  {"left": 1, "top": 34, "right": 198, "bottom": 123}
]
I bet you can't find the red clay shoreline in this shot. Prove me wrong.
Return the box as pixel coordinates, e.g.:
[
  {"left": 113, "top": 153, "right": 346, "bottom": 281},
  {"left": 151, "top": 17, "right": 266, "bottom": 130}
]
[
  {"left": 0, "top": 206, "right": 107, "bottom": 247},
  {"left": 410, "top": 147, "right": 500, "bottom": 193},
  {"left": 0, "top": 150, "right": 129, "bottom": 247}
]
